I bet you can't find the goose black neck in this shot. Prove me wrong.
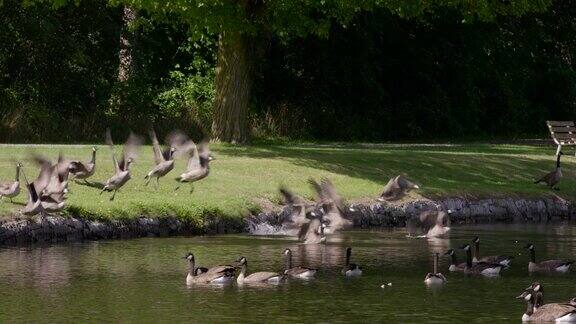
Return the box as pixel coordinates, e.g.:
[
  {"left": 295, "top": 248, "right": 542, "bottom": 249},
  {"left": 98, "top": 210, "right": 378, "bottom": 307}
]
[
  {"left": 91, "top": 150, "right": 97, "bottom": 163},
  {"left": 345, "top": 249, "right": 351, "bottom": 266},
  {"left": 15, "top": 165, "right": 20, "bottom": 181},
  {"left": 188, "top": 258, "right": 196, "bottom": 277},
  {"left": 450, "top": 253, "right": 457, "bottom": 265},
  {"left": 525, "top": 298, "right": 534, "bottom": 316},
  {"left": 530, "top": 248, "right": 536, "bottom": 263},
  {"left": 465, "top": 248, "right": 472, "bottom": 267},
  {"left": 285, "top": 252, "right": 292, "bottom": 271},
  {"left": 433, "top": 253, "right": 438, "bottom": 274},
  {"left": 474, "top": 242, "right": 480, "bottom": 260},
  {"left": 240, "top": 262, "right": 247, "bottom": 276},
  {"left": 557, "top": 153, "right": 562, "bottom": 168}
]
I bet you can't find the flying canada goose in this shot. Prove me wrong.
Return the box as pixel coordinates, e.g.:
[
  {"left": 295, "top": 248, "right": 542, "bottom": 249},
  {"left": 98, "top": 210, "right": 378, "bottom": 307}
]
[
  {"left": 279, "top": 187, "right": 313, "bottom": 228},
  {"left": 424, "top": 253, "right": 447, "bottom": 285},
  {"left": 308, "top": 178, "right": 352, "bottom": 233},
  {"left": 415, "top": 206, "right": 451, "bottom": 238},
  {"left": 41, "top": 152, "right": 72, "bottom": 197},
  {"left": 298, "top": 213, "right": 326, "bottom": 244},
  {"left": 378, "top": 175, "right": 419, "bottom": 201},
  {"left": 283, "top": 248, "right": 317, "bottom": 278},
  {"left": 341, "top": 247, "right": 362, "bottom": 277},
  {"left": 69, "top": 146, "right": 97, "bottom": 183},
  {"left": 40, "top": 192, "right": 65, "bottom": 213},
  {"left": 0, "top": 162, "right": 21, "bottom": 202},
  {"left": 460, "top": 244, "right": 503, "bottom": 275},
  {"left": 100, "top": 130, "right": 143, "bottom": 201},
  {"left": 144, "top": 129, "right": 177, "bottom": 188},
  {"left": 184, "top": 252, "right": 234, "bottom": 285},
  {"left": 534, "top": 152, "right": 563, "bottom": 190},
  {"left": 524, "top": 243, "right": 573, "bottom": 273},
  {"left": 517, "top": 289, "right": 576, "bottom": 322},
  {"left": 471, "top": 237, "right": 513, "bottom": 266},
  {"left": 444, "top": 249, "right": 466, "bottom": 272},
  {"left": 28, "top": 154, "right": 66, "bottom": 198},
  {"left": 235, "top": 256, "right": 284, "bottom": 284},
  {"left": 526, "top": 282, "right": 544, "bottom": 310},
  {"left": 174, "top": 137, "right": 213, "bottom": 193},
  {"left": 20, "top": 167, "right": 46, "bottom": 217}
]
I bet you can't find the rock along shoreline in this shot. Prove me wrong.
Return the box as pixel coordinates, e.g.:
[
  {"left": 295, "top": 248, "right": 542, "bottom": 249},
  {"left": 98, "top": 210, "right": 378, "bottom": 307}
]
[{"left": 1, "top": 197, "right": 574, "bottom": 245}]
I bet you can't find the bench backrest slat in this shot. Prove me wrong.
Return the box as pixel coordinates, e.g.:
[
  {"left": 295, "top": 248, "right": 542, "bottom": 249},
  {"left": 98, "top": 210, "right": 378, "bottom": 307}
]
[{"left": 547, "top": 121, "right": 576, "bottom": 145}]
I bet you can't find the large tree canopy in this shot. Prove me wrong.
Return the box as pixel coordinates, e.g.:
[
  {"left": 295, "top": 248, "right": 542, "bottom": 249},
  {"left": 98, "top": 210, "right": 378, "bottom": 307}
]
[{"left": 47, "top": 0, "right": 551, "bottom": 142}]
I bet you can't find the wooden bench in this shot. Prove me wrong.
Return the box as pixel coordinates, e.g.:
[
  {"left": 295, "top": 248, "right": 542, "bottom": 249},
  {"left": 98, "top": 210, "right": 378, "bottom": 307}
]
[{"left": 547, "top": 121, "right": 576, "bottom": 155}]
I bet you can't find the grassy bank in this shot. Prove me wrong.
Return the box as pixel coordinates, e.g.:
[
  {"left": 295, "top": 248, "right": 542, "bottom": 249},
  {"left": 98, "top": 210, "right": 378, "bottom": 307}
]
[{"left": 0, "top": 142, "right": 573, "bottom": 221}]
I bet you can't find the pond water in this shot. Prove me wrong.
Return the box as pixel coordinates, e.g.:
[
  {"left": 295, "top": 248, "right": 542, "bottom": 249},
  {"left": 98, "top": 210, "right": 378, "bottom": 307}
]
[{"left": 1, "top": 224, "right": 576, "bottom": 323}]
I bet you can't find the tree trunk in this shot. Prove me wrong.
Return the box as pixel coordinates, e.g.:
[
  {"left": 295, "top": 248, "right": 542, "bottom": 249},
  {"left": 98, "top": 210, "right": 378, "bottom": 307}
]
[
  {"left": 211, "top": 31, "right": 255, "bottom": 144},
  {"left": 118, "top": 6, "right": 137, "bottom": 82}
]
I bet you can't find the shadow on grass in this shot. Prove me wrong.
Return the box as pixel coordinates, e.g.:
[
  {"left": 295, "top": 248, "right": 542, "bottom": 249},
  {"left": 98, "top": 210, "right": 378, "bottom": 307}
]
[
  {"left": 74, "top": 180, "right": 106, "bottom": 190},
  {"left": 218, "top": 144, "right": 574, "bottom": 198}
]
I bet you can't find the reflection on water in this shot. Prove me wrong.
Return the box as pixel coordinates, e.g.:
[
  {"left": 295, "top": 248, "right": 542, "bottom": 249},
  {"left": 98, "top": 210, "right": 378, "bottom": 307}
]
[{"left": 1, "top": 224, "right": 576, "bottom": 323}]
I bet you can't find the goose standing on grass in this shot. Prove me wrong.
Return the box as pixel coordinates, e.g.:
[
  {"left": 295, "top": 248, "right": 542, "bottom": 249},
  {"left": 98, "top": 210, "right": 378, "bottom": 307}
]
[
  {"left": 144, "top": 129, "right": 177, "bottom": 189},
  {"left": 471, "top": 237, "right": 513, "bottom": 266},
  {"left": 444, "top": 249, "right": 466, "bottom": 272},
  {"left": 535, "top": 152, "right": 563, "bottom": 190},
  {"left": 524, "top": 243, "right": 573, "bottom": 273},
  {"left": 0, "top": 162, "right": 21, "bottom": 202},
  {"left": 308, "top": 178, "right": 352, "bottom": 233},
  {"left": 101, "top": 130, "right": 143, "bottom": 201},
  {"left": 69, "top": 147, "right": 97, "bottom": 183},
  {"left": 378, "top": 175, "right": 420, "bottom": 201},
  {"left": 283, "top": 248, "right": 317, "bottom": 279},
  {"left": 424, "top": 253, "right": 447, "bottom": 285},
  {"left": 184, "top": 252, "right": 234, "bottom": 285},
  {"left": 517, "top": 289, "right": 576, "bottom": 322},
  {"left": 460, "top": 244, "right": 503, "bottom": 275},
  {"left": 235, "top": 256, "right": 284, "bottom": 284},
  {"left": 341, "top": 247, "right": 362, "bottom": 277},
  {"left": 175, "top": 138, "right": 213, "bottom": 193}
]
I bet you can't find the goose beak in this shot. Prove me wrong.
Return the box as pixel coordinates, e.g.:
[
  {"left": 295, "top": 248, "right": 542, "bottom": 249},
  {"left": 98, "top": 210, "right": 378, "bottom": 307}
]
[{"left": 414, "top": 185, "right": 420, "bottom": 189}]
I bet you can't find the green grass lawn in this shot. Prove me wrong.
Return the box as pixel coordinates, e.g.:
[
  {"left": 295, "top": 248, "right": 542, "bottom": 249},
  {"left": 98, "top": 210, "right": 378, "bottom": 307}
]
[{"left": 0, "top": 142, "right": 573, "bottom": 221}]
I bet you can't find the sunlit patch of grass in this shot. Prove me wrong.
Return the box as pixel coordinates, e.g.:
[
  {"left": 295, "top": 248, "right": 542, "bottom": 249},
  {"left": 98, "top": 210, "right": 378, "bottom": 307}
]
[{"left": 0, "top": 142, "right": 572, "bottom": 222}]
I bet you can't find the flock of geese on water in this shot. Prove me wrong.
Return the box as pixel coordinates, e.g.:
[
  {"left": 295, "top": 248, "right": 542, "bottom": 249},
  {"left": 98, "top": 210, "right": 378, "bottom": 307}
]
[{"left": 183, "top": 237, "right": 576, "bottom": 322}]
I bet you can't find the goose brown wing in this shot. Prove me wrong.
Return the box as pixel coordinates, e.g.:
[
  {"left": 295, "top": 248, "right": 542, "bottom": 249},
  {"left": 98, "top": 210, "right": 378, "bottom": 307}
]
[
  {"left": 539, "top": 259, "right": 574, "bottom": 270},
  {"left": 105, "top": 129, "right": 121, "bottom": 173},
  {"left": 531, "top": 303, "right": 576, "bottom": 321},
  {"left": 279, "top": 187, "right": 306, "bottom": 206},
  {"left": 206, "top": 265, "right": 235, "bottom": 274},
  {"left": 149, "top": 129, "right": 164, "bottom": 165},
  {"left": 320, "top": 178, "right": 342, "bottom": 207},
  {"left": 244, "top": 271, "right": 280, "bottom": 282},
  {"left": 186, "top": 144, "right": 201, "bottom": 170},
  {"left": 32, "top": 154, "right": 53, "bottom": 194},
  {"left": 120, "top": 132, "right": 143, "bottom": 170},
  {"left": 380, "top": 177, "right": 401, "bottom": 199},
  {"left": 69, "top": 161, "right": 89, "bottom": 174}
]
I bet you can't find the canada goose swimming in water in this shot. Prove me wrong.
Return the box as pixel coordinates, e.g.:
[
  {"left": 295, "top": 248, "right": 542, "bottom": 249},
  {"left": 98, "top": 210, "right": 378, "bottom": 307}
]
[
  {"left": 378, "top": 175, "right": 419, "bottom": 201},
  {"left": 283, "top": 248, "right": 317, "bottom": 278},
  {"left": 101, "top": 130, "right": 143, "bottom": 201},
  {"left": 460, "top": 244, "right": 503, "bottom": 275},
  {"left": 524, "top": 243, "right": 573, "bottom": 273},
  {"left": 341, "top": 247, "right": 362, "bottom": 277},
  {"left": 0, "top": 162, "right": 21, "bottom": 202},
  {"left": 517, "top": 289, "right": 576, "bottom": 322},
  {"left": 535, "top": 152, "right": 563, "bottom": 190},
  {"left": 298, "top": 213, "right": 326, "bottom": 244},
  {"left": 526, "top": 282, "right": 544, "bottom": 310},
  {"left": 444, "top": 249, "right": 466, "bottom": 272},
  {"left": 175, "top": 138, "right": 213, "bottom": 193},
  {"left": 424, "top": 253, "right": 447, "bottom": 285},
  {"left": 471, "top": 237, "right": 513, "bottom": 266},
  {"left": 69, "top": 146, "right": 97, "bottom": 183},
  {"left": 144, "top": 129, "right": 177, "bottom": 189},
  {"left": 184, "top": 252, "right": 234, "bottom": 285},
  {"left": 235, "top": 256, "right": 284, "bottom": 284},
  {"left": 308, "top": 178, "right": 352, "bottom": 233}
]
